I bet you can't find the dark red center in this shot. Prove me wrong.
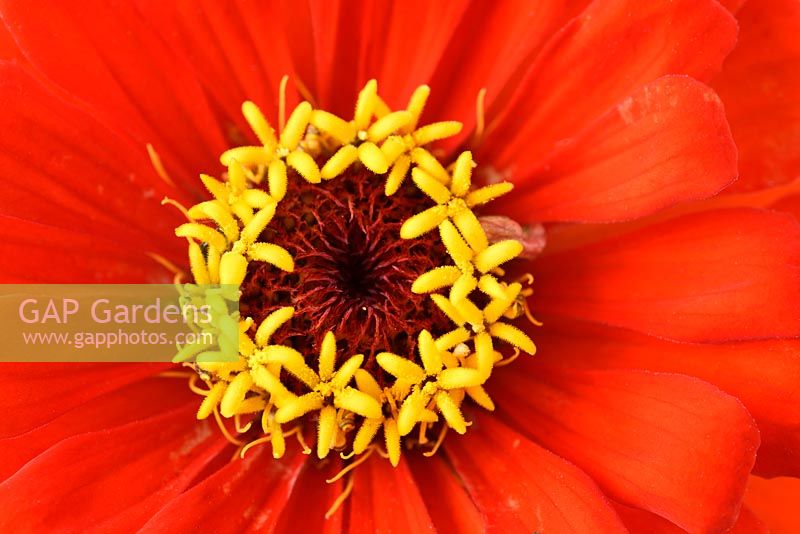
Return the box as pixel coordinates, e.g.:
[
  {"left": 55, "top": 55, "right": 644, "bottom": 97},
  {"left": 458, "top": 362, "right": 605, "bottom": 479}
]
[{"left": 240, "top": 167, "right": 452, "bottom": 380}]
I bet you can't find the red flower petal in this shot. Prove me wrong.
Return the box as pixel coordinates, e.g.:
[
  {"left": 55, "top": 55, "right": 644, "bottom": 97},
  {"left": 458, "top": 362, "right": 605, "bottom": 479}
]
[
  {"left": 712, "top": 0, "right": 800, "bottom": 193},
  {"left": 479, "top": 0, "right": 737, "bottom": 174},
  {"left": 0, "top": 374, "right": 195, "bottom": 481},
  {"left": 161, "top": 0, "right": 471, "bottom": 119},
  {"left": 0, "top": 216, "right": 173, "bottom": 282},
  {"left": 445, "top": 413, "right": 627, "bottom": 533},
  {"left": 273, "top": 458, "right": 345, "bottom": 534},
  {"left": 490, "top": 366, "right": 759, "bottom": 533},
  {"left": 612, "top": 502, "right": 687, "bottom": 533},
  {"left": 614, "top": 501, "right": 767, "bottom": 533},
  {"left": 427, "top": 0, "right": 589, "bottom": 137},
  {"left": 0, "top": 63, "right": 186, "bottom": 257},
  {"left": 719, "top": 0, "right": 746, "bottom": 13},
  {"left": 140, "top": 448, "right": 307, "bottom": 533},
  {"left": 532, "top": 318, "right": 800, "bottom": 478},
  {"left": 354, "top": 0, "right": 468, "bottom": 111},
  {"left": 0, "top": 18, "right": 20, "bottom": 60},
  {"left": 407, "top": 454, "right": 485, "bottom": 534},
  {"left": 538, "top": 178, "right": 800, "bottom": 258},
  {"left": 0, "top": 0, "right": 226, "bottom": 180},
  {"left": 348, "top": 454, "right": 435, "bottom": 533},
  {"left": 745, "top": 476, "right": 800, "bottom": 534},
  {"left": 133, "top": 0, "right": 295, "bottom": 134},
  {"left": 495, "top": 75, "right": 736, "bottom": 223},
  {"left": 0, "top": 404, "right": 226, "bottom": 531},
  {"left": 772, "top": 192, "right": 800, "bottom": 221},
  {"left": 729, "top": 507, "right": 770, "bottom": 534},
  {"left": 315, "top": 1, "right": 471, "bottom": 116},
  {"left": 533, "top": 208, "right": 800, "bottom": 342},
  {"left": 0, "top": 363, "right": 168, "bottom": 438},
  {"left": 313, "top": 1, "right": 471, "bottom": 115}
]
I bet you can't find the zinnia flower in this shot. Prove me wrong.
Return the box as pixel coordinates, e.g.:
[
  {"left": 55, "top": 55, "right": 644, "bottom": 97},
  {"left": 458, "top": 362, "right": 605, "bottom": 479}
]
[{"left": 0, "top": 1, "right": 798, "bottom": 532}]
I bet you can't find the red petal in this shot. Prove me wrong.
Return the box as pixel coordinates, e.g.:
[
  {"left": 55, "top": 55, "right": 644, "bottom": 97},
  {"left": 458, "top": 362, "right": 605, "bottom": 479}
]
[
  {"left": 612, "top": 502, "right": 688, "bottom": 533},
  {"left": 745, "top": 476, "right": 800, "bottom": 534},
  {"left": 407, "top": 454, "right": 485, "bottom": 534},
  {"left": 532, "top": 318, "right": 800, "bottom": 478},
  {"left": 307, "top": 1, "right": 457, "bottom": 114},
  {"left": 533, "top": 208, "right": 800, "bottom": 342},
  {"left": 0, "top": 0, "right": 226, "bottom": 180},
  {"left": 490, "top": 366, "right": 759, "bottom": 533},
  {"left": 479, "top": 0, "right": 737, "bottom": 174},
  {"left": 313, "top": 0, "right": 472, "bottom": 115},
  {"left": 0, "top": 363, "right": 168, "bottom": 437},
  {"left": 445, "top": 413, "right": 627, "bottom": 533},
  {"left": 314, "top": 1, "right": 471, "bottom": 114},
  {"left": 365, "top": 1, "right": 473, "bottom": 107},
  {"left": 133, "top": 0, "right": 294, "bottom": 136},
  {"left": 712, "top": 0, "right": 800, "bottom": 193},
  {"left": 273, "top": 458, "right": 345, "bottom": 534},
  {"left": 427, "top": 0, "right": 589, "bottom": 139},
  {"left": 772, "top": 192, "right": 800, "bottom": 221},
  {"left": 0, "top": 216, "right": 175, "bottom": 282},
  {"left": 0, "top": 404, "right": 227, "bottom": 531},
  {"left": 727, "top": 506, "right": 769, "bottom": 534},
  {"left": 0, "top": 18, "right": 20, "bottom": 59},
  {"left": 347, "top": 454, "right": 434, "bottom": 534},
  {"left": 140, "top": 448, "right": 307, "bottom": 533},
  {"left": 271, "top": 1, "right": 363, "bottom": 116},
  {"left": 0, "top": 63, "right": 186, "bottom": 257},
  {"left": 538, "top": 178, "right": 800, "bottom": 258},
  {"left": 131, "top": 1, "right": 471, "bottom": 137},
  {"left": 719, "top": 0, "right": 746, "bottom": 13},
  {"left": 0, "top": 374, "right": 195, "bottom": 481},
  {"left": 496, "top": 76, "right": 736, "bottom": 223},
  {"left": 614, "top": 501, "right": 767, "bottom": 533}
]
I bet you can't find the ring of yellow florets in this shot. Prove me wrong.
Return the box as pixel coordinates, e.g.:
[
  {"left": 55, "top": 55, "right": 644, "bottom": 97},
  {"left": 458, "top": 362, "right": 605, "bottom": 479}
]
[{"left": 171, "top": 79, "right": 537, "bottom": 468}]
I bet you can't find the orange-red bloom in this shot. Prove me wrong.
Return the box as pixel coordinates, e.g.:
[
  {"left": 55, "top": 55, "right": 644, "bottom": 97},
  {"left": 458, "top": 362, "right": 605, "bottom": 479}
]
[{"left": 0, "top": 0, "right": 798, "bottom": 532}]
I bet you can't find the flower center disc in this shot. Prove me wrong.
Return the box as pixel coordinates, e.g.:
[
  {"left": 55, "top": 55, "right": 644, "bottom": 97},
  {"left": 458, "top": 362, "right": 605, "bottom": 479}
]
[
  {"left": 172, "top": 79, "right": 539, "bottom": 476},
  {"left": 240, "top": 166, "right": 452, "bottom": 384}
]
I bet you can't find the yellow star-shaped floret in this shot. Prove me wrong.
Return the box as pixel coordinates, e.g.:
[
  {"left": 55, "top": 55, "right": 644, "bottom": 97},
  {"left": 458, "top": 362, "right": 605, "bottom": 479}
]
[
  {"left": 196, "top": 159, "right": 271, "bottom": 227},
  {"left": 220, "top": 100, "right": 321, "bottom": 201},
  {"left": 427, "top": 279, "right": 537, "bottom": 355},
  {"left": 376, "top": 330, "right": 497, "bottom": 437},
  {"left": 400, "top": 151, "right": 513, "bottom": 241},
  {"left": 176, "top": 196, "right": 294, "bottom": 286},
  {"left": 188, "top": 318, "right": 280, "bottom": 453},
  {"left": 308, "top": 81, "right": 464, "bottom": 195},
  {"left": 308, "top": 79, "right": 417, "bottom": 180},
  {"left": 348, "top": 370, "right": 415, "bottom": 467},
  {"left": 175, "top": 158, "right": 294, "bottom": 286},
  {"left": 400, "top": 150, "right": 523, "bottom": 311},
  {"left": 253, "top": 330, "right": 383, "bottom": 459}
]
